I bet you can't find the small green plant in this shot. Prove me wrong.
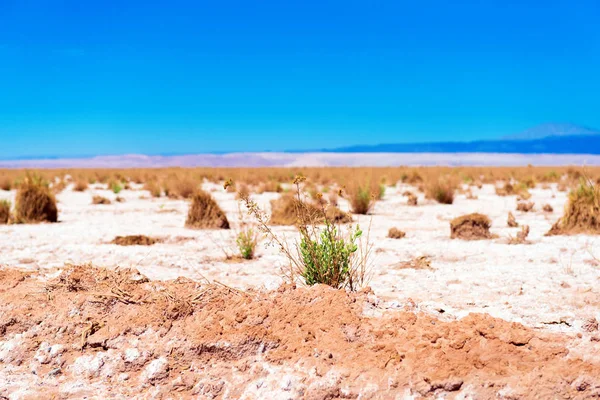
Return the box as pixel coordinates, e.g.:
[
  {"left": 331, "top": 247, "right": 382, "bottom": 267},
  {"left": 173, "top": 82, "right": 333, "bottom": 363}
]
[
  {"left": 236, "top": 228, "right": 258, "bottom": 259},
  {"left": 300, "top": 223, "right": 361, "bottom": 287},
  {"left": 236, "top": 176, "right": 371, "bottom": 290},
  {"left": 111, "top": 181, "right": 123, "bottom": 194}
]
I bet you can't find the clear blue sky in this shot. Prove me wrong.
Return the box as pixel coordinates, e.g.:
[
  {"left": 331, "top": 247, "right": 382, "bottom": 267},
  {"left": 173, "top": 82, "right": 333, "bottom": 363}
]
[{"left": 1, "top": 0, "right": 599, "bottom": 158}]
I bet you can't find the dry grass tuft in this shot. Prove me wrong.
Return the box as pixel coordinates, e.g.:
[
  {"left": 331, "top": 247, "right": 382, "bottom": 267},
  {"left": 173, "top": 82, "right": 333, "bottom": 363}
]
[
  {"left": 185, "top": 190, "right": 230, "bottom": 229},
  {"left": 345, "top": 182, "right": 376, "bottom": 214},
  {"left": 507, "top": 211, "right": 518, "bottom": 227},
  {"left": 270, "top": 194, "right": 351, "bottom": 226},
  {"left": 15, "top": 176, "right": 58, "bottom": 223},
  {"left": 508, "top": 225, "right": 530, "bottom": 244},
  {"left": 0, "top": 200, "right": 10, "bottom": 224},
  {"left": 111, "top": 235, "right": 161, "bottom": 246},
  {"left": 144, "top": 181, "right": 162, "bottom": 197},
  {"left": 387, "top": 227, "right": 406, "bottom": 239},
  {"left": 92, "top": 196, "right": 112, "bottom": 205},
  {"left": 425, "top": 176, "right": 457, "bottom": 204},
  {"left": 0, "top": 177, "right": 13, "bottom": 191},
  {"left": 547, "top": 180, "right": 600, "bottom": 235},
  {"left": 516, "top": 201, "right": 535, "bottom": 212},
  {"left": 450, "top": 213, "right": 492, "bottom": 240},
  {"left": 111, "top": 235, "right": 162, "bottom": 246},
  {"left": 73, "top": 180, "right": 89, "bottom": 192}
]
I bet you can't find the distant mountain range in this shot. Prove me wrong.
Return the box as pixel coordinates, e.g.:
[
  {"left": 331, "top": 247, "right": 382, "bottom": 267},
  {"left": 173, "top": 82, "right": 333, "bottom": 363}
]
[
  {"left": 2, "top": 123, "right": 600, "bottom": 168},
  {"left": 322, "top": 123, "right": 600, "bottom": 154}
]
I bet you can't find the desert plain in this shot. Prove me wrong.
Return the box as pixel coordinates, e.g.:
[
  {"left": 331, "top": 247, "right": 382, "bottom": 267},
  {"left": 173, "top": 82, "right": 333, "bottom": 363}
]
[{"left": 0, "top": 166, "right": 599, "bottom": 399}]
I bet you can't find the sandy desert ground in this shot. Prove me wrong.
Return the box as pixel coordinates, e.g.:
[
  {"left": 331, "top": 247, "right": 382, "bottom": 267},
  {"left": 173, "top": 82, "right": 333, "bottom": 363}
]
[{"left": 0, "top": 178, "right": 599, "bottom": 399}]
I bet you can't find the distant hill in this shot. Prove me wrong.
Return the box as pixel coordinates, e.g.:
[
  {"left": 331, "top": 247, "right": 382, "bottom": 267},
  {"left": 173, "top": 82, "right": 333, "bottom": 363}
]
[
  {"left": 503, "top": 123, "right": 600, "bottom": 140},
  {"left": 324, "top": 123, "right": 600, "bottom": 154}
]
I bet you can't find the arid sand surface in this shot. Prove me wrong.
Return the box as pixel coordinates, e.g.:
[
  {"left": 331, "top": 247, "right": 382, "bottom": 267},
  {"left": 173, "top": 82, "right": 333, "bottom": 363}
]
[{"left": 1, "top": 181, "right": 600, "bottom": 398}]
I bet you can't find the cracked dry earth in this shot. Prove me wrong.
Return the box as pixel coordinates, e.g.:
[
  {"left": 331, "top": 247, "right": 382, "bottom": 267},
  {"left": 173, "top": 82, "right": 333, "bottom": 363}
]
[{"left": 0, "top": 265, "right": 600, "bottom": 399}]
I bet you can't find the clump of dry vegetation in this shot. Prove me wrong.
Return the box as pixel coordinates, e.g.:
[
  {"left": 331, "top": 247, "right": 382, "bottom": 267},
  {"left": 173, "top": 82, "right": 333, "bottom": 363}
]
[
  {"left": 144, "top": 181, "right": 162, "bottom": 197},
  {"left": 543, "top": 204, "right": 553, "bottom": 212},
  {"left": 516, "top": 201, "right": 535, "bottom": 212},
  {"left": 73, "top": 180, "right": 89, "bottom": 192},
  {"left": 92, "top": 196, "right": 112, "bottom": 205},
  {"left": 15, "top": 175, "right": 58, "bottom": 223},
  {"left": 0, "top": 200, "right": 10, "bottom": 224},
  {"left": 507, "top": 211, "right": 518, "bottom": 227},
  {"left": 0, "top": 176, "right": 13, "bottom": 191},
  {"left": 111, "top": 235, "right": 161, "bottom": 246},
  {"left": 270, "top": 193, "right": 352, "bottom": 225},
  {"left": 185, "top": 190, "right": 230, "bottom": 229},
  {"left": 547, "top": 180, "right": 600, "bottom": 235},
  {"left": 425, "top": 176, "right": 457, "bottom": 204},
  {"left": 387, "top": 227, "right": 406, "bottom": 239},
  {"left": 402, "top": 191, "right": 418, "bottom": 206},
  {"left": 508, "top": 225, "right": 530, "bottom": 244},
  {"left": 345, "top": 182, "right": 376, "bottom": 214},
  {"left": 450, "top": 213, "right": 493, "bottom": 240}
]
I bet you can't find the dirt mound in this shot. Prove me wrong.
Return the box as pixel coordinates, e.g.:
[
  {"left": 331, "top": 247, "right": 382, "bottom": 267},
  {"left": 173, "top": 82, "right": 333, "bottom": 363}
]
[
  {"left": 14, "top": 176, "right": 58, "bottom": 223},
  {"left": 185, "top": 190, "right": 230, "bottom": 229},
  {"left": 547, "top": 182, "right": 600, "bottom": 235},
  {"left": 0, "top": 265, "right": 599, "bottom": 399},
  {"left": 450, "top": 213, "right": 493, "bottom": 240},
  {"left": 269, "top": 194, "right": 352, "bottom": 226},
  {"left": 111, "top": 235, "right": 161, "bottom": 246}
]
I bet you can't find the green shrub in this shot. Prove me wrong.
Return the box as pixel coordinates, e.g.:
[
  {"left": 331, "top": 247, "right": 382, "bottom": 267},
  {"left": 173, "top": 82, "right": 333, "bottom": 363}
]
[
  {"left": 236, "top": 228, "right": 258, "bottom": 259},
  {"left": 300, "top": 223, "right": 361, "bottom": 288},
  {"left": 110, "top": 181, "right": 123, "bottom": 194}
]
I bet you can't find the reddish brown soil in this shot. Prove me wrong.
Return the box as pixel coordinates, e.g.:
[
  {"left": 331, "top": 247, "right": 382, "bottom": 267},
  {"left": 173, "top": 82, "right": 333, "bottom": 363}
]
[{"left": 0, "top": 265, "right": 599, "bottom": 399}]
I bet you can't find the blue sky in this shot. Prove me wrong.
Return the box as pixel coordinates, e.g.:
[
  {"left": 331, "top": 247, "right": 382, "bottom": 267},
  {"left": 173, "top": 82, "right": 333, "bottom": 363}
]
[{"left": 1, "top": 0, "right": 599, "bottom": 158}]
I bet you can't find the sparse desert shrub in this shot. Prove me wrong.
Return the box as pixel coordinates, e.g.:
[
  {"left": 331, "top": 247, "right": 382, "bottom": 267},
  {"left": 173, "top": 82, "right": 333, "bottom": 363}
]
[
  {"left": 543, "top": 204, "right": 553, "bottom": 212},
  {"left": 15, "top": 176, "right": 58, "bottom": 223},
  {"left": 110, "top": 181, "right": 123, "bottom": 194},
  {"left": 185, "top": 190, "right": 230, "bottom": 229},
  {"left": 547, "top": 180, "right": 600, "bottom": 235},
  {"left": 92, "top": 196, "right": 111, "bottom": 205},
  {"left": 507, "top": 211, "right": 518, "bottom": 227},
  {"left": 239, "top": 175, "right": 370, "bottom": 291},
  {"left": 402, "top": 191, "right": 418, "bottom": 206},
  {"left": 516, "top": 201, "right": 535, "bottom": 212},
  {"left": 144, "top": 181, "right": 162, "bottom": 198},
  {"left": 450, "top": 213, "right": 492, "bottom": 240},
  {"left": 508, "top": 225, "right": 530, "bottom": 244},
  {"left": 236, "top": 228, "right": 258, "bottom": 259},
  {"left": 73, "top": 180, "right": 88, "bottom": 192},
  {"left": 425, "top": 177, "right": 457, "bottom": 204},
  {"left": 388, "top": 227, "right": 406, "bottom": 239},
  {"left": 111, "top": 235, "right": 161, "bottom": 246},
  {"left": 166, "top": 178, "right": 197, "bottom": 199},
  {"left": 0, "top": 177, "right": 12, "bottom": 191},
  {"left": 346, "top": 183, "right": 374, "bottom": 214},
  {"left": 270, "top": 194, "right": 351, "bottom": 225},
  {"left": 0, "top": 200, "right": 10, "bottom": 224}
]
